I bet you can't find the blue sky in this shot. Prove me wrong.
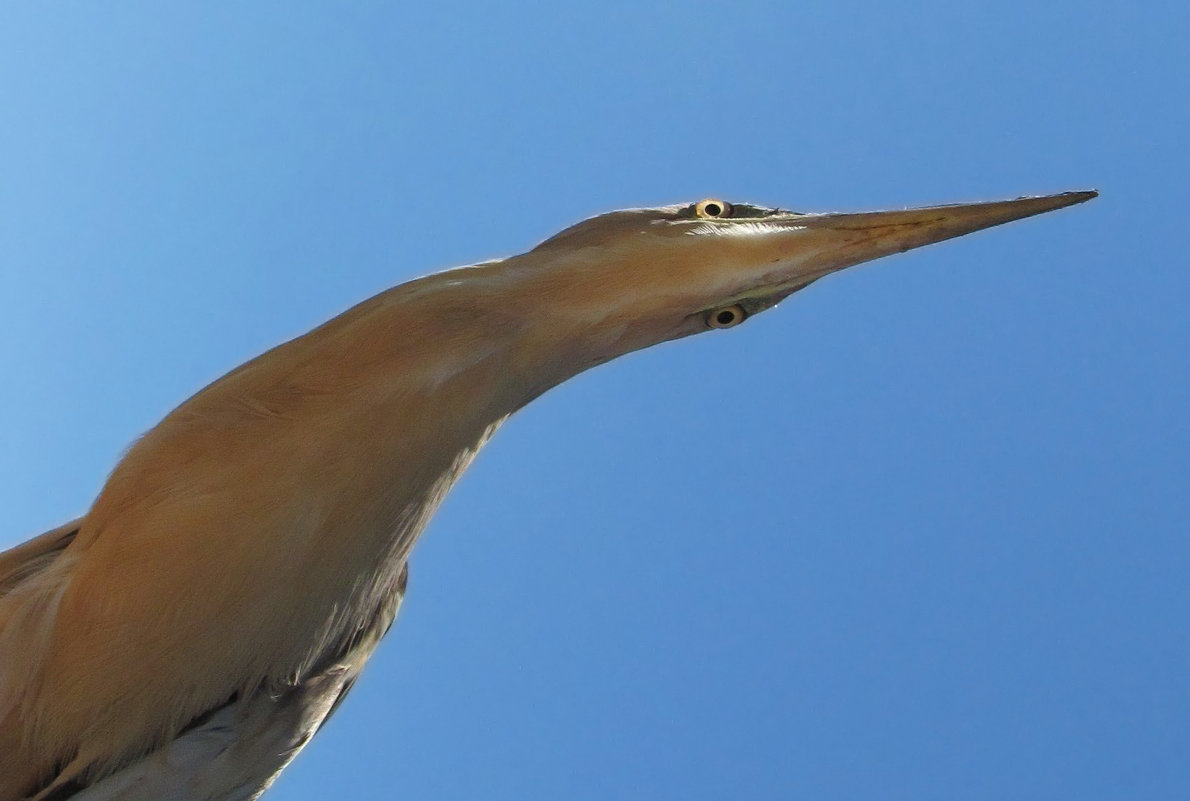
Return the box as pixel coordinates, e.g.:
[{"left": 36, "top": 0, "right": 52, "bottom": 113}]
[{"left": 1, "top": 2, "right": 1186, "bottom": 799}]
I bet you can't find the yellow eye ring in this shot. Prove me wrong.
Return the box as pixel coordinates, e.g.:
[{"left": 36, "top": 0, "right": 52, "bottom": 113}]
[
  {"left": 707, "top": 305, "right": 746, "bottom": 329},
  {"left": 695, "top": 199, "right": 732, "bottom": 219}
]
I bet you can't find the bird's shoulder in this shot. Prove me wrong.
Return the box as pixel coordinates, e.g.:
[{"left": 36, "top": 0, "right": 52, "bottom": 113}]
[{"left": 3, "top": 549, "right": 407, "bottom": 801}]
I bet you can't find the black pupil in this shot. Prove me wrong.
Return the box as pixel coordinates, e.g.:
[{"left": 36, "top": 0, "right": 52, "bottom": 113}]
[
  {"left": 705, "top": 203, "right": 722, "bottom": 216},
  {"left": 716, "top": 310, "right": 736, "bottom": 325}
]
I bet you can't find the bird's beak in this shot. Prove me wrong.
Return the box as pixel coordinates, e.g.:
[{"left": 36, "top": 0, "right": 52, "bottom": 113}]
[{"left": 726, "top": 190, "right": 1098, "bottom": 306}]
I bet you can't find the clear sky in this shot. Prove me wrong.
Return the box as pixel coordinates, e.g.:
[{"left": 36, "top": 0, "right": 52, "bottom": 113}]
[{"left": 1, "top": 2, "right": 1186, "bottom": 800}]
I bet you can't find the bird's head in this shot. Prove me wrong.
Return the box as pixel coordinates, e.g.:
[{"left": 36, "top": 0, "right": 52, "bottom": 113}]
[{"left": 486, "top": 191, "right": 1095, "bottom": 395}]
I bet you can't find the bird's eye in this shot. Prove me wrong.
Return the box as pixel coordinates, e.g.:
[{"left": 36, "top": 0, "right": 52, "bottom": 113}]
[
  {"left": 695, "top": 199, "right": 732, "bottom": 219},
  {"left": 707, "top": 305, "right": 746, "bottom": 329}
]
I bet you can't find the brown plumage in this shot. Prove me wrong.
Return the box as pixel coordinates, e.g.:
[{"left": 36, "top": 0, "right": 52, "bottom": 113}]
[{"left": 0, "top": 192, "right": 1095, "bottom": 800}]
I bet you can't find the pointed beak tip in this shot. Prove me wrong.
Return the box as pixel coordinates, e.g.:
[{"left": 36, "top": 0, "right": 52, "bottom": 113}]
[
  {"left": 1051, "top": 189, "right": 1099, "bottom": 208},
  {"left": 994, "top": 189, "right": 1098, "bottom": 222}
]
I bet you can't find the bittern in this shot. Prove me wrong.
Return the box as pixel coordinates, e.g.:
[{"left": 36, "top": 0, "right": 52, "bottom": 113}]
[{"left": 0, "top": 190, "right": 1095, "bottom": 800}]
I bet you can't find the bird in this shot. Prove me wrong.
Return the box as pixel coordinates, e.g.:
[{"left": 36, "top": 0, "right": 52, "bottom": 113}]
[{"left": 0, "top": 190, "right": 1095, "bottom": 800}]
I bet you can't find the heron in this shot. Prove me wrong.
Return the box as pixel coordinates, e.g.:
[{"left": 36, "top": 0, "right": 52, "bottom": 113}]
[{"left": 0, "top": 190, "right": 1095, "bottom": 800}]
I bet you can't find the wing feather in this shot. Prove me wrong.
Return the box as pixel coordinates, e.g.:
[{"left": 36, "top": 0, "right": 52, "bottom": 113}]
[{"left": 20, "top": 564, "right": 406, "bottom": 801}]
